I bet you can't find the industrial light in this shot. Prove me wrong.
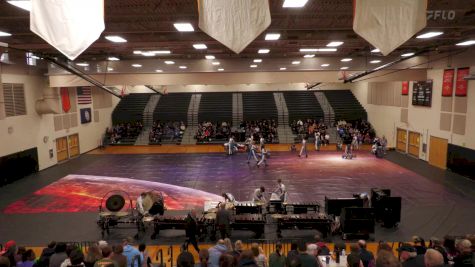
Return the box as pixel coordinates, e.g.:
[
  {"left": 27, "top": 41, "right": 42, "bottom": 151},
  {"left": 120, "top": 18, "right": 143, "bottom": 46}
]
[
  {"left": 456, "top": 40, "right": 475, "bottom": 46},
  {"left": 173, "top": 23, "right": 194, "bottom": 32},
  {"left": 327, "top": 41, "right": 344, "bottom": 47},
  {"left": 280, "top": 67, "right": 287, "bottom": 70},
  {"left": 193, "top": 44, "right": 207, "bottom": 49},
  {"left": 212, "top": 61, "right": 220, "bottom": 65},
  {"left": 258, "top": 49, "right": 270, "bottom": 54},
  {"left": 250, "top": 65, "right": 258, "bottom": 68},
  {"left": 76, "top": 63, "right": 89, "bottom": 67},
  {"left": 107, "top": 57, "right": 120, "bottom": 61},
  {"left": 0, "top": 31, "right": 12, "bottom": 37},
  {"left": 107, "top": 67, "right": 114, "bottom": 71},
  {"left": 205, "top": 55, "right": 215, "bottom": 60},
  {"left": 151, "top": 50, "right": 171, "bottom": 54},
  {"left": 416, "top": 32, "right": 443, "bottom": 39},
  {"left": 283, "top": 0, "right": 308, "bottom": 8},
  {"left": 291, "top": 61, "right": 301, "bottom": 65},
  {"left": 371, "top": 48, "right": 380, "bottom": 53},
  {"left": 7, "top": 0, "right": 31, "bottom": 11},
  {"left": 317, "top": 48, "right": 337, "bottom": 52},
  {"left": 321, "top": 64, "right": 330, "bottom": 67},
  {"left": 370, "top": 60, "right": 381, "bottom": 64},
  {"left": 133, "top": 50, "right": 142, "bottom": 55},
  {"left": 165, "top": 61, "right": 175, "bottom": 65},
  {"left": 340, "top": 67, "right": 349, "bottom": 70},
  {"left": 253, "top": 59, "right": 262, "bottom": 63},
  {"left": 218, "top": 68, "right": 224, "bottom": 71},
  {"left": 401, "top": 52, "right": 415, "bottom": 57},
  {"left": 265, "top": 33, "right": 281, "bottom": 40},
  {"left": 299, "top": 48, "right": 337, "bottom": 52},
  {"left": 300, "top": 48, "right": 318, "bottom": 52},
  {"left": 155, "top": 69, "right": 163, "bottom": 72},
  {"left": 131, "top": 64, "right": 142, "bottom": 68},
  {"left": 303, "top": 54, "right": 315, "bottom": 58},
  {"left": 341, "top": 58, "right": 352, "bottom": 62},
  {"left": 179, "top": 66, "right": 187, "bottom": 69},
  {"left": 105, "top": 36, "right": 127, "bottom": 43},
  {"left": 141, "top": 52, "right": 155, "bottom": 57}
]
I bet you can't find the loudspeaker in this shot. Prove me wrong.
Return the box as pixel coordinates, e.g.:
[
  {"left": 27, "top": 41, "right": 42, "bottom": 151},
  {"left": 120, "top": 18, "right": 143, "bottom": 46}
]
[
  {"left": 325, "top": 197, "right": 364, "bottom": 216},
  {"left": 379, "top": 197, "right": 401, "bottom": 228},
  {"left": 341, "top": 207, "right": 375, "bottom": 235}
]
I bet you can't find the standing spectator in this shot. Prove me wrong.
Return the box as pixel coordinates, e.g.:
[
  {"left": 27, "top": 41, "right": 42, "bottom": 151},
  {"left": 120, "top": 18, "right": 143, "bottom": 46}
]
[
  {"left": 177, "top": 244, "right": 195, "bottom": 267},
  {"left": 376, "top": 251, "right": 401, "bottom": 267},
  {"left": 69, "top": 250, "right": 85, "bottom": 267},
  {"left": 49, "top": 243, "right": 68, "bottom": 267},
  {"left": 347, "top": 244, "right": 363, "bottom": 267},
  {"left": 110, "top": 246, "right": 126, "bottom": 267},
  {"left": 286, "top": 242, "right": 299, "bottom": 267},
  {"left": 218, "top": 254, "right": 235, "bottom": 267},
  {"left": 453, "top": 240, "right": 473, "bottom": 267},
  {"left": 223, "top": 239, "right": 233, "bottom": 254},
  {"left": 237, "top": 251, "right": 258, "bottom": 267},
  {"left": 443, "top": 236, "right": 459, "bottom": 261},
  {"left": 185, "top": 211, "right": 200, "bottom": 253},
  {"left": 216, "top": 203, "right": 232, "bottom": 239},
  {"left": 251, "top": 244, "right": 266, "bottom": 267},
  {"left": 15, "top": 247, "right": 26, "bottom": 265},
  {"left": 17, "top": 250, "right": 35, "bottom": 267},
  {"left": 0, "top": 241, "right": 17, "bottom": 267},
  {"left": 397, "top": 244, "right": 424, "bottom": 267},
  {"left": 0, "top": 256, "right": 10, "bottom": 267},
  {"left": 94, "top": 246, "right": 117, "bottom": 267},
  {"left": 296, "top": 242, "right": 317, "bottom": 267},
  {"left": 84, "top": 245, "right": 102, "bottom": 267},
  {"left": 37, "top": 242, "right": 56, "bottom": 267},
  {"left": 122, "top": 238, "right": 142, "bottom": 267},
  {"left": 358, "top": 240, "right": 374, "bottom": 267},
  {"left": 208, "top": 240, "right": 227, "bottom": 267},
  {"left": 197, "top": 250, "right": 209, "bottom": 267},
  {"left": 269, "top": 242, "right": 286, "bottom": 267},
  {"left": 138, "top": 244, "right": 150, "bottom": 267},
  {"left": 231, "top": 241, "right": 244, "bottom": 265}
]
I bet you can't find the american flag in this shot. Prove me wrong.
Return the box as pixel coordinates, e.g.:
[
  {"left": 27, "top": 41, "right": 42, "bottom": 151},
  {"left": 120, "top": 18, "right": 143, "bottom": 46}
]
[{"left": 77, "top": 87, "right": 92, "bottom": 105}]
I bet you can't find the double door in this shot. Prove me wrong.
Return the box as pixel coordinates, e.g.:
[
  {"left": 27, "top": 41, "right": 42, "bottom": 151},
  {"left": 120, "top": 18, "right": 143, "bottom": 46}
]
[
  {"left": 56, "top": 134, "right": 79, "bottom": 162},
  {"left": 396, "top": 128, "right": 420, "bottom": 158}
]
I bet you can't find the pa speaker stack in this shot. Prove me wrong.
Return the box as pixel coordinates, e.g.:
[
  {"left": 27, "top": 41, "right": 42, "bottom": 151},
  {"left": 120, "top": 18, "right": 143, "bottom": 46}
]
[{"left": 370, "top": 188, "right": 401, "bottom": 228}]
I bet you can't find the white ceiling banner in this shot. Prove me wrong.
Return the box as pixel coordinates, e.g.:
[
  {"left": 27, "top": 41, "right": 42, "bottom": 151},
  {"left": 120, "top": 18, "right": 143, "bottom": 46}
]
[
  {"left": 198, "top": 0, "right": 271, "bottom": 54},
  {"left": 353, "top": 0, "right": 427, "bottom": 56},
  {"left": 30, "top": 0, "right": 105, "bottom": 60}
]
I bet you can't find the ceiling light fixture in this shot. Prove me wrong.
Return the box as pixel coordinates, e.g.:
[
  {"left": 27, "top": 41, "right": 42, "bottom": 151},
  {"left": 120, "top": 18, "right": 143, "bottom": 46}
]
[
  {"left": 456, "top": 40, "right": 475, "bottom": 46},
  {"left": 193, "top": 43, "right": 207, "bottom": 49},
  {"left": 173, "top": 23, "right": 194, "bottom": 32},
  {"left": 258, "top": 49, "right": 270, "bottom": 54},
  {"left": 401, "top": 52, "right": 415, "bottom": 57},
  {"left": 303, "top": 54, "right": 315, "bottom": 58},
  {"left": 218, "top": 68, "right": 224, "bottom": 71},
  {"left": 205, "top": 55, "right": 215, "bottom": 60},
  {"left": 105, "top": 35, "right": 127, "bottom": 43},
  {"left": 212, "top": 61, "right": 220, "bottom": 65},
  {"left": 155, "top": 69, "right": 163, "bottom": 73},
  {"left": 0, "top": 31, "right": 12, "bottom": 37},
  {"left": 416, "top": 32, "right": 443, "bottom": 39},
  {"left": 132, "top": 64, "right": 142, "bottom": 68},
  {"left": 107, "top": 57, "right": 120, "bottom": 61},
  {"left": 341, "top": 58, "right": 352, "bottom": 62},
  {"left": 253, "top": 59, "right": 262, "bottom": 63},
  {"left": 165, "top": 61, "right": 175, "bottom": 65},
  {"left": 283, "top": 0, "right": 308, "bottom": 8},
  {"left": 133, "top": 50, "right": 142, "bottom": 54},
  {"left": 292, "top": 61, "right": 301, "bottom": 65},
  {"left": 107, "top": 67, "right": 114, "bottom": 71},
  {"left": 250, "top": 64, "right": 258, "bottom": 68},
  {"left": 179, "top": 66, "right": 187, "bottom": 69},
  {"left": 76, "top": 63, "right": 89, "bottom": 67},
  {"left": 151, "top": 50, "right": 171, "bottom": 54},
  {"left": 327, "top": 41, "right": 344, "bottom": 47},
  {"left": 265, "top": 33, "right": 281, "bottom": 40},
  {"left": 370, "top": 60, "right": 381, "bottom": 64},
  {"left": 321, "top": 64, "right": 330, "bottom": 67},
  {"left": 7, "top": 0, "right": 31, "bottom": 11},
  {"left": 340, "top": 67, "right": 349, "bottom": 70},
  {"left": 280, "top": 67, "right": 287, "bottom": 70},
  {"left": 141, "top": 52, "right": 155, "bottom": 57},
  {"left": 371, "top": 48, "right": 380, "bottom": 53},
  {"left": 299, "top": 48, "right": 337, "bottom": 52}
]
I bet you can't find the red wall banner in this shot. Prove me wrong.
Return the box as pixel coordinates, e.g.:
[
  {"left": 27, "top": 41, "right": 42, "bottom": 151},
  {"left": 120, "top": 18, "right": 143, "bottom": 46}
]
[
  {"left": 60, "top": 87, "right": 71, "bottom": 113},
  {"left": 442, "top": 69, "right": 454, "bottom": 96},
  {"left": 402, "top": 81, "right": 409, "bottom": 95},
  {"left": 455, "top": 67, "right": 469, "bottom": 96}
]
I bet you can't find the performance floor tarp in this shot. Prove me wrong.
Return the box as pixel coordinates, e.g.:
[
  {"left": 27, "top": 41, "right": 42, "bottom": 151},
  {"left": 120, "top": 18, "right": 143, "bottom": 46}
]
[{"left": 0, "top": 151, "right": 474, "bottom": 245}]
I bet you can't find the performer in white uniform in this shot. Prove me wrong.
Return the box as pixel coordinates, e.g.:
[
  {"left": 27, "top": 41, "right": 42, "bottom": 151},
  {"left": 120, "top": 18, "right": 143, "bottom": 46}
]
[
  {"left": 257, "top": 145, "right": 268, "bottom": 167},
  {"left": 245, "top": 137, "right": 258, "bottom": 163},
  {"left": 136, "top": 192, "right": 147, "bottom": 215},
  {"left": 252, "top": 186, "right": 266, "bottom": 202},
  {"left": 273, "top": 179, "right": 287, "bottom": 202},
  {"left": 299, "top": 136, "right": 308, "bottom": 158}
]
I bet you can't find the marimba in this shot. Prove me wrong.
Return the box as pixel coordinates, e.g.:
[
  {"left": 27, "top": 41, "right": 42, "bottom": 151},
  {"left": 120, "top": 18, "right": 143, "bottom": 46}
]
[{"left": 273, "top": 213, "right": 333, "bottom": 238}]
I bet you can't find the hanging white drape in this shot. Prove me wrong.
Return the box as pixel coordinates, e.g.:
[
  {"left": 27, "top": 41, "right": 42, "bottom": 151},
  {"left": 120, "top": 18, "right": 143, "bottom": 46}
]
[
  {"left": 198, "top": 0, "right": 271, "bottom": 54},
  {"left": 353, "top": 0, "right": 427, "bottom": 56},
  {"left": 30, "top": 0, "right": 105, "bottom": 60}
]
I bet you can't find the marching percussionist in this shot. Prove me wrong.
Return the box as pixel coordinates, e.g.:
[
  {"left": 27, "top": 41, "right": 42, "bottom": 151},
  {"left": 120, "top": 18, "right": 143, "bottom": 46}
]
[
  {"left": 252, "top": 186, "right": 266, "bottom": 202},
  {"left": 273, "top": 179, "right": 287, "bottom": 202},
  {"left": 136, "top": 192, "right": 147, "bottom": 215}
]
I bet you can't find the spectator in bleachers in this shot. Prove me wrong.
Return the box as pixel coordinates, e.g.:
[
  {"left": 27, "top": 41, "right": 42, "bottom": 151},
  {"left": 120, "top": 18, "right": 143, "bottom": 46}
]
[
  {"left": 196, "top": 121, "right": 232, "bottom": 143},
  {"left": 240, "top": 120, "right": 277, "bottom": 144},
  {"left": 424, "top": 249, "right": 444, "bottom": 267},
  {"left": 454, "top": 240, "right": 473, "bottom": 267},
  {"left": 376, "top": 250, "right": 401, "bottom": 267},
  {"left": 397, "top": 243, "right": 424, "bottom": 267},
  {"left": 108, "top": 121, "right": 143, "bottom": 144},
  {"left": 150, "top": 121, "right": 186, "bottom": 144}
]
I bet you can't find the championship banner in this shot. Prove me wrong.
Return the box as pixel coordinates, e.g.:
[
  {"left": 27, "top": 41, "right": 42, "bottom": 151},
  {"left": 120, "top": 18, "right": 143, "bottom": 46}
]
[
  {"left": 60, "top": 87, "right": 71, "bottom": 112},
  {"left": 442, "top": 69, "right": 454, "bottom": 97},
  {"left": 401, "top": 81, "right": 409, "bottom": 95},
  {"left": 455, "top": 68, "right": 469, "bottom": 97}
]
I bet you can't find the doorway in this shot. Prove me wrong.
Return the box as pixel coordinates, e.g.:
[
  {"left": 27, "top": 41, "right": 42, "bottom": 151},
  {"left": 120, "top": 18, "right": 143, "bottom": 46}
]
[{"left": 429, "top": 136, "right": 448, "bottom": 169}]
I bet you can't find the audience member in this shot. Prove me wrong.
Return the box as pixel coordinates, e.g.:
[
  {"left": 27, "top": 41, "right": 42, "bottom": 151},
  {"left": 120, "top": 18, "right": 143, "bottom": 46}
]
[
  {"left": 218, "top": 254, "right": 235, "bottom": 267},
  {"left": 250, "top": 244, "right": 266, "bottom": 267},
  {"left": 59, "top": 244, "right": 79, "bottom": 267},
  {"left": 0, "top": 241, "right": 17, "bottom": 267},
  {"left": 196, "top": 121, "right": 232, "bottom": 142},
  {"left": 223, "top": 239, "right": 233, "bottom": 253},
  {"left": 453, "top": 240, "right": 473, "bottom": 267},
  {"left": 69, "top": 249, "right": 85, "bottom": 267},
  {"left": 49, "top": 243, "right": 68, "bottom": 267},
  {"left": 197, "top": 249, "right": 209, "bottom": 267},
  {"left": 122, "top": 238, "right": 142, "bottom": 267},
  {"left": 376, "top": 251, "right": 401, "bottom": 267},
  {"left": 138, "top": 244, "right": 150, "bottom": 267},
  {"left": 296, "top": 241, "right": 317, "bottom": 267},
  {"left": 108, "top": 121, "right": 143, "bottom": 144},
  {"left": 286, "top": 242, "right": 299, "bottom": 267},
  {"left": 398, "top": 244, "right": 424, "bottom": 267},
  {"left": 37, "top": 242, "right": 57, "bottom": 267},
  {"left": 209, "top": 240, "right": 227, "bottom": 267},
  {"left": 84, "top": 245, "right": 102, "bottom": 267},
  {"left": 15, "top": 247, "right": 26, "bottom": 265},
  {"left": 93, "top": 246, "right": 117, "bottom": 267},
  {"left": 17, "top": 250, "right": 35, "bottom": 267},
  {"left": 377, "top": 243, "right": 394, "bottom": 255},
  {"left": 177, "top": 244, "right": 194, "bottom": 267},
  {"left": 269, "top": 242, "right": 286, "bottom": 267},
  {"left": 231, "top": 241, "right": 243, "bottom": 264},
  {"left": 110, "top": 245, "right": 126, "bottom": 267},
  {"left": 412, "top": 237, "right": 427, "bottom": 255},
  {"left": 358, "top": 240, "right": 375, "bottom": 267},
  {"left": 237, "top": 250, "right": 258, "bottom": 267},
  {"left": 0, "top": 256, "right": 10, "bottom": 267},
  {"left": 443, "top": 236, "right": 459, "bottom": 260},
  {"left": 347, "top": 244, "right": 364, "bottom": 267},
  {"left": 150, "top": 121, "right": 186, "bottom": 144},
  {"left": 424, "top": 249, "right": 444, "bottom": 267}
]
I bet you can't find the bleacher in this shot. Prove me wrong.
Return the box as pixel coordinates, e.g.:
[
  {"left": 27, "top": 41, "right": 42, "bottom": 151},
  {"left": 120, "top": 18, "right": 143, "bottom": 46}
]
[
  {"left": 111, "top": 93, "right": 152, "bottom": 124},
  {"left": 153, "top": 93, "right": 192, "bottom": 123},
  {"left": 323, "top": 90, "right": 367, "bottom": 121},
  {"left": 242, "top": 92, "right": 278, "bottom": 122},
  {"left": 283, "top": 91, "right": 324, "bottom": 123},
  {"left": 198, "top": 92, "right": 232, "bottom": 122}
]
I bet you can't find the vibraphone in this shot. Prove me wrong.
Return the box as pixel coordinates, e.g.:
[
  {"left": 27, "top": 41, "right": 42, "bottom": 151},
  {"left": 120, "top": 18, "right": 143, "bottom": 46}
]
[
  {"left": 234, "top": 201, "right": 263, "bottom": 214},
  {"left": 147, "top": 215, "right": 210, "bottom": 240},
  {"left": 283, "top": 201, "right": 321, "bottom": 214},
  {"left": 273, "top": 213, "right": 333, "bottom": 238},
  {"left": 97, "top": 211, "right": 141, "bottom": 238},
  {"left": 231, "top": 214, "right": 265, "bottom": 238}
]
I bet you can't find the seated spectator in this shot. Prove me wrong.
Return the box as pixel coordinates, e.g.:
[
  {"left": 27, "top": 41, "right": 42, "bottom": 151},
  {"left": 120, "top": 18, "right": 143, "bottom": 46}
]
[
  {"left": 231, "top": 241, "right": 243, "bottom": 264},
  {"left": 122, "top": 238, "right": 142, "bottom": 267},
  {"left": 69, "top": 249, "right": 85, "bottom": 267},
  {"left": 17, "top": 250, "right": 35, "bottom": 267},
  {"left": 93, "top": 245, "right": 116, "bottom": 267},
  {"left": 177, "top": 244, "right": 194, "bottom": 267},
  {"left": 376, "top": 251, "right": 401, "bottom": 267},
  {"left": 358, "top": 240, "right": 374, "bottom": 267},
  {"left": 237, "top": 250, "right": 258, "bottom": 267},
  {"left": 412, "top": 236, "right": 427, "bottom": 255},
  {"left": 424, "top": 249, "right": 444, "bottom": 267},
  {"left": 109, "top": 121, "right": 144, "bottom": 144},
  {"left": 296, "top": 241, "right": 318, "bottom": 267},
  {"left": 209, "top": 240, "right": 227, "bottom": 267},
  {"left": 453, "top": 240, "right": 473, "bottom": 267},
  {"left": 37, "top": 241, "right": 56, "bottom": 267},
  {"left": 196, "top": 121, "right": 232, "bottom": 143},
  {"left": 84, "top": 245, "right": 102, "bottom": 267},
  {"left": 138, "top": 244, "right": 150, "bottom": 267},
  {"left": 443, "top": 236, "right": 459, "bottom": 260},
  {"left": 286, "top": 242, "right": 299, "bottom": 267},
  {"left": 428, "top": 238, "right": 448, "bottom": 264},
  {"left": 110, "top": 246, "right": 126, "bottom": 267},
  {"left": 49, "top": 242, "right": 68, "bottom": 267},
  {"left": 218, "top": 254, "right": 235, "bottom": 267},
  {"left": 268, "top": 242, "right": 286, "bottom": 267},
  {"left": 398, "top": 244, "right": 424, "bottom": 267},
  {"left": 347, "top": 244, "right": 364, "bottom": 267},
  {"left": 197, "top": 249, "right": 209, "bottom": 267},
  {"left": 377, "top": 243, "right": 394, "bottom": 255}
]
